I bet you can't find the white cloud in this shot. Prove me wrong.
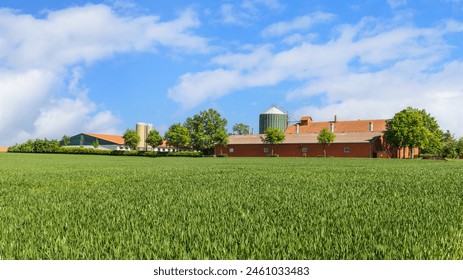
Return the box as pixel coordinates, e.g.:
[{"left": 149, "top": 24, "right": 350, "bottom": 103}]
[
  {"left": 168, "top": 16, "right": 463, "bottom": 136},
  {"left": 219, "top": 3, "right": 251, "bottom": 26},
  {"left": 168, "top": 69, "right": 243, "bottom": 108},
  {"left": 218, "top": 0, "right": 283, "bottom": 26},
  {"left": 0, "top": 4, "right": 209, "bottom": 145},
  {"left": 33, "top": 95, "right": 120, "bottom": 139},
  {"left": 388, "top": 0, "right": 407, "bottom": 9},
  {"left": 262, "top": 12, "right": 336, "bottom": 37}
]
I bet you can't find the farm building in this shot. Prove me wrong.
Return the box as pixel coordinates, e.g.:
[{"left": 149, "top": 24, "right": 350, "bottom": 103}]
[
  {"left": 0, "top": 146, "right": 8, "bottom": 152},
  {"left": 216, "top": 107, "right": 415, "bottom": 158},
  {"left": 67, "top": 129, "right": 176, "bottom": 152},
  {"left": 67, "top": 133, "right": 127, "bottom": 150}
]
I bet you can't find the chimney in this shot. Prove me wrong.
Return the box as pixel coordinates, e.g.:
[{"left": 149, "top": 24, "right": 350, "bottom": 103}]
[
  {"left": 369, "top": 122, "right": 373, "bottom": 132},
  {"left": 330, "top": 123, "right": 334, "bottom": 133},
  {"left": 334, "top": 115, "right": 337, "bottom": 122},
  {"left": 296, "top": 124, "right": 300, "bottom": 134}
]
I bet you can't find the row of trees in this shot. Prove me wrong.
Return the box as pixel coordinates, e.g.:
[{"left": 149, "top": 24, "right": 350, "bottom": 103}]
[
  {"left": 123, "top": 108, "right": 229, "bottom": 155},
  {"left": 8, "top": 138, "right": 61, "bottom": 153},
  {"left": 385, "top": 107, "right": 463, "bottom": 158}
]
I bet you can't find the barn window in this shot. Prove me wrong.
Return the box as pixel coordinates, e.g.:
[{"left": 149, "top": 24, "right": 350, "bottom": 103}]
[
  {"left": 301, "top": 147, "right": 308, "bottom": 153},
  {"left": 344, "top": 147, "right": 350, "bottom": 153},
  {"left": 229, "top": 148, "right": 234, "bottom": 153},
  {"left": 264, "top": 148, "right": 269, "bottom": 153}
]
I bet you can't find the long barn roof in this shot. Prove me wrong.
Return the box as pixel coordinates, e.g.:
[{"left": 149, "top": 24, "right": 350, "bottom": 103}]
[
  {"left": 84, "top": 133, "right": 125, "bottom": 145},
  {"left": 228, "top": 132, "right": 383, "bottom": 145}
]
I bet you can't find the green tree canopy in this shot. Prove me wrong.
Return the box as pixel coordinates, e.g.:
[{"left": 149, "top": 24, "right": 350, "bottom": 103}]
[
  {"left": 385, "top": 107, "right": 442, "bottom": 158},
  {"left": 164, "top": 123, "right": 190, "bottom": 150},
  {"left": 123, "top": 129, "right": 140, "bottom": 150},
  {"left": 146, "top": 130, "right": 163, "bottom": 150},
  {"left": 261, "top": 127, "right": 285, "bottom": 156},
  {"left": 92, "top": 138, "right": 99, "bottom": 148},
  {"left": 317, "top": 128, "right": 336, "bottom": 157},
  {"left": 184, "top": 108, "right": 228, "bottom": 155},
  {"left": 232, "top": 123, "right": 251, "bottom": 135},
  {"left": 61, "top": 135, "right": 70, "bottom": 146}
]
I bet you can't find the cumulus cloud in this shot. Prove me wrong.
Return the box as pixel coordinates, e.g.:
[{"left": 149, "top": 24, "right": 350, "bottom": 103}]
[
  {"left": 0, "top": 4, "right": 208, "bottom": 145},
  {"left": 168, "top": 15, "right": 463, "bottom": 135}
]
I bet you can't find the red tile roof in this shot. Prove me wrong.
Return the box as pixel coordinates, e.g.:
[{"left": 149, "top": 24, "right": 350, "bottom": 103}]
[
  {"left": 0, "top": 146, "right": 8, "bottom": 152},
  {"left": 85, "top": 133, "right": 125, "bottom": 145},
  {"left": 286, "top": 119, "right": 387, "bottom": 134},
  {"left": 228, "top": 132, "right": 383, "bottom": 145}
]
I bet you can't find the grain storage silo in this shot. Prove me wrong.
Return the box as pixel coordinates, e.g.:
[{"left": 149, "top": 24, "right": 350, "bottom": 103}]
[
  {"left": 259, "top": 106, "right": 288, "bottom": 134},
  {"left": 136, "top": 122, "right": 152, "bottom": 150}
]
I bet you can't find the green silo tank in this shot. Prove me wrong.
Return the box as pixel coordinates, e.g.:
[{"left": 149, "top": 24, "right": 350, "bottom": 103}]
[{"left": 259, "top": 106, "right": 288, "bottom": 134}]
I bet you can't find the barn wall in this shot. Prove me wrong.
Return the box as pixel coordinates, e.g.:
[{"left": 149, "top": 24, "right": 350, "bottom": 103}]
[{"left": 216, "top": 142, "right": 377, "bottom": 157}]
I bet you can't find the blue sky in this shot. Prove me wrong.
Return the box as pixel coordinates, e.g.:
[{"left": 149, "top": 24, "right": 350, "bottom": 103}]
[{"left": 1, "top": 0, "right": 463, "bottom": 145}]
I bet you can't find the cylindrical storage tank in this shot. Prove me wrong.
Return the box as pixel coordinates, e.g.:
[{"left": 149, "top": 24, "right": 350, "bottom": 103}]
[
  {"left": 146, "top": 123, "right": 153, "bottom": 150},
  {"left": 136, "top": 122, "right": 146, "bottom": 149},
  {"left": 259, "top": 106, "right": 288, "bottom": 134}
]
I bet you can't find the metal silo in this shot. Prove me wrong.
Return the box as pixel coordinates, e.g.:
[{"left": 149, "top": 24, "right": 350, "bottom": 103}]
[
  {"left": 136, "top": 122, "right": 146, "bottom": 149},
  {"left": 259, "top": 106, "right": 288, "bottom": 134}
]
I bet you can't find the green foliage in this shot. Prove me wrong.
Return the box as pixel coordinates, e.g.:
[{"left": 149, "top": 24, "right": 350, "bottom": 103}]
[
  {"left": 439, "top": 131, "right": 462, "bottom": 159},
  {"left": 385, "top": 107, "right": 443, "bottom": 158},
  {"left": 164, "top": 123, "right": 190, "bottom": 150},
  {"left": 184, "top": 108, "right": 228, "bottom": 155},
  {"left": 261, "top": 127, "right": 285, "bottom": 156},
  {"left": 8, "top": 138, "right": 61, "bottom": 153},
  {"left": 261, "top": 127, "right": 285, "bottom": 145},
  {"left": 1, "top": 154, "right": 463, "bottom": 259},
  {"left": 123, "top": 129, "right": 140, "bottom": 150},
  {"left": 61, "top": 135, "right": 70, "bottom": 146},
  {"left": 317, "top": 128, "right": 336, "bottom": 157},
  {"left": 232, "top": 123, "right": 251, "bottom": 135},
  {"left": 146, "top": 130, "right": 163, "bottom": 149},
  {"left": 92, "top": 138, "right": 99, "bottom": 148}
]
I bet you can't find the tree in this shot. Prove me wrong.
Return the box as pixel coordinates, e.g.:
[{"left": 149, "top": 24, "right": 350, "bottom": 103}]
[
  {"left": 146, "top": 130, "right": 163, "bottom": 151},
  {"left": 261, "top": 127, "right": 285, "bottom": 156},
  {"left": 232, "top": 123, "right": 251, "bottom": 135},
  {"left": 385, "top": 107, "right": 442, "bottom": 158},
  {"left": 92, "top": 138, "right": 99, "bottom": 148},
  {"left": 184, "top": 108, "right": 228, "bottom": 155},
  {"left": 61, "top": 135, "right": 70, "bottom": 146},
  {"left": 164, "top": 123, "right": 190, "bottom": 150},
  {"left": 419, "top": 109, "right": 443, "bottom": 154},
  {"left": 317, "top": 128, "right": 335, "bottom": 157},
  {"left": 215, "top": 129, "right": 229, "bottom": 155},
  {"left": 440, "top": 130, "right": 458, "bottom": 159},
  {"left": 457, "top": 137, "right": 463, "bottom": 158},
  {"left": 123, "top": 129, "right": 140, "bottom": 150}
]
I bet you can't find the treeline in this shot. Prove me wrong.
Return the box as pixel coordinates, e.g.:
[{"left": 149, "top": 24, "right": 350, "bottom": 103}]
[
  {"left": 8, "top": 141, "right": 202, "bottom": 157},
  {"left": 8, "top": 139, "right": 61, "bottom": 153},
  {"left": 123, "top": 108, "right": 229, "bottom": 155}
]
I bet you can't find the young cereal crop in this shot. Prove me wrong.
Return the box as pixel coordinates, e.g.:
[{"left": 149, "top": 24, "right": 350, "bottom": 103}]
[{"left": 0, "top": 153, "right": 462, "bottom": 259}]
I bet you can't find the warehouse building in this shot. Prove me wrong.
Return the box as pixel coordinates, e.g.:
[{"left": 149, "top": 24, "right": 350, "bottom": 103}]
[
  {"left": 215, "top": 106, "right": 413, "bottom": 158},
  {"left": 67, "top": 133, "right": 127, "bottom": 150}
]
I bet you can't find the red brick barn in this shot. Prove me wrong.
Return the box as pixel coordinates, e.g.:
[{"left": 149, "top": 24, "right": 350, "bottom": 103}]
[{"left": 216, "top": 116, "right": 416, "bottom": 158}]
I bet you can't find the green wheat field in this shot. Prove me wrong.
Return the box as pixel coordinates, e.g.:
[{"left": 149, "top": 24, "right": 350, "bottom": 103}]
[{"left": 1, "top": 153, "right": 462, "bottom": 259}]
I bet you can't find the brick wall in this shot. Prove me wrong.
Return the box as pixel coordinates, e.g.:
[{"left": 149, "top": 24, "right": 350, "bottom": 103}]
[{"left": 216, "top": 142, "right": 376, "bottom": 157}]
